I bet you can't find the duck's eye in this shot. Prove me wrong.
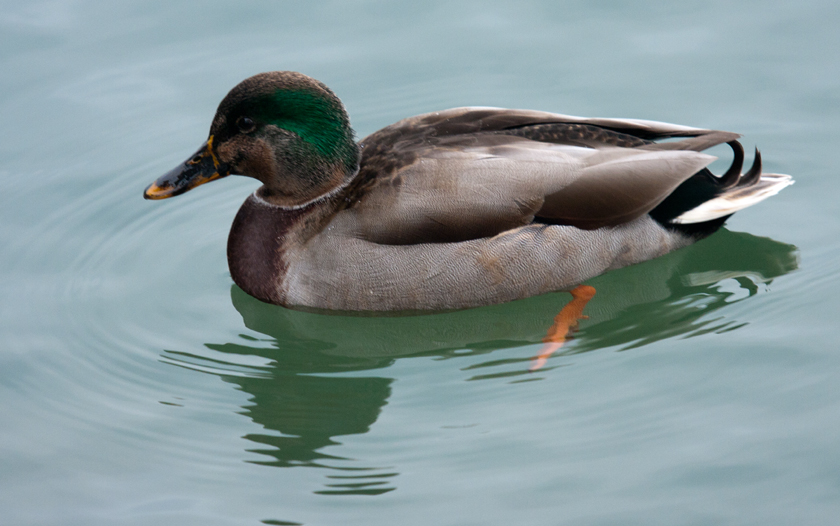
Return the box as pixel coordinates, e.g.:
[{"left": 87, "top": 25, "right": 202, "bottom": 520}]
[{"left": 236, "top": 116, "right": 256, "bottom": 134}]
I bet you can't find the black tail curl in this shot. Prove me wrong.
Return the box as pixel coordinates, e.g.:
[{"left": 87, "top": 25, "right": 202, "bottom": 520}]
[
  {"left": 649, "top": 140, "right": 763, "bottom": 238},
  {"left": 740, "top": 147, "right": 762, "bottom": 187}
]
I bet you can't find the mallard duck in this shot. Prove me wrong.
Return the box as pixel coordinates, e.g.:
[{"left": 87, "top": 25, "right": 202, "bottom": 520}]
[{"left": 144, "top": 71, "right": 792, "bottom": 311}]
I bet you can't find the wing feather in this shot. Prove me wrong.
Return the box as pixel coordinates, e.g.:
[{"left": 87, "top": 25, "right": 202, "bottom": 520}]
[{"left": 346, "top": 107, "right": 735, "bottom": 243}]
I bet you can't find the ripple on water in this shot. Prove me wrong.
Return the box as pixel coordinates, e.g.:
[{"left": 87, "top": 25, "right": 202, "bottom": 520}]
[{"left": 4, "top": 136, "right": 801, "bottom": 502}]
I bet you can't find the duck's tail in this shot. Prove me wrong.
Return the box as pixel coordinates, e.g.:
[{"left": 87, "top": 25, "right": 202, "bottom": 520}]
[
  {"left": 649, "top": 141, "right": 793, "bottom": 238},
  {"left": 672, "top": 172, "right": 793, "bottom": 224}
]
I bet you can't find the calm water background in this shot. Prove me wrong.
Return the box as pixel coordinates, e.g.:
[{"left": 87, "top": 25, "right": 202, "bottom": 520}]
[{"left": 2, "top": 1, "right": 838, "bottom": 524}]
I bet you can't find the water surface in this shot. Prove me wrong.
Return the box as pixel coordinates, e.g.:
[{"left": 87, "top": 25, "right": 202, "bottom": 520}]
[{"left": 2, "top": 1, "right": 839, "bottom": 525}]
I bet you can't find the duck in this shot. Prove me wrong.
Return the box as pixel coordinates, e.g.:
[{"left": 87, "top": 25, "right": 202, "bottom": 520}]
[{"left": 144, "top": 71, "right": 793, "bottom": 311}]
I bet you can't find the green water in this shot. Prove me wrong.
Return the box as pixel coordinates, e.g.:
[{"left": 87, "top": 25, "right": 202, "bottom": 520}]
[{"left": 2, "top": 1, "right": 838, "bottom": 524}]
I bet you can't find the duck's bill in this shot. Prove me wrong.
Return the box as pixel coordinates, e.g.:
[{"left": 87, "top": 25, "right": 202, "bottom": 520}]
[{"left": 144, "top": 140, "right": 230, "bottom": 200}]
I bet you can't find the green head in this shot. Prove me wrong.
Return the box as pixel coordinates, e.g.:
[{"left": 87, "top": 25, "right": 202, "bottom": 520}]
[{"left": 145, "top": 71, "right": 360, "bottom": 206}]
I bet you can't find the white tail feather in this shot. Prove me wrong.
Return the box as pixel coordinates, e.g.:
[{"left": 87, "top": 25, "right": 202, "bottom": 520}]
[{"left": 672, "top": 174, "right": 794, "bottom": 224}]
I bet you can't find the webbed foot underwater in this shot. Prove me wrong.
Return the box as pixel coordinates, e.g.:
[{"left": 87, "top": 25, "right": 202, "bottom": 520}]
[{"left": 145, "top": 71, "right": 792, "bottom": 311}]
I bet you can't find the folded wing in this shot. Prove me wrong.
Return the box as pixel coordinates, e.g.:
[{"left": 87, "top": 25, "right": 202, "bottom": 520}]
[{"left": 348, "top": 107, "right": 744, "bottom": 244}]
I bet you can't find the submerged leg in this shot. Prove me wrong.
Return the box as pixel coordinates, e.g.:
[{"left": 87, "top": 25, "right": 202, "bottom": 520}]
[{"left": 529, "top": 285, "right": 596, "bottom": 371}]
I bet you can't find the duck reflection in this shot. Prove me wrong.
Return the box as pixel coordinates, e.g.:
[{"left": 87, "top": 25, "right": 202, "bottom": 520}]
[
  {"left": 162, "top": 228, "right": 797, "bottom": 495},
  {"left": 575, "top": 228, "right": 799, "bottom": 353}
]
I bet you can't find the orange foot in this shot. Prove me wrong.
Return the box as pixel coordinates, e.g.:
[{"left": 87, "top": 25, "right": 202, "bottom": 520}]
[{"left": 529, "top": 285, "right": 596, "bottom": 371}]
